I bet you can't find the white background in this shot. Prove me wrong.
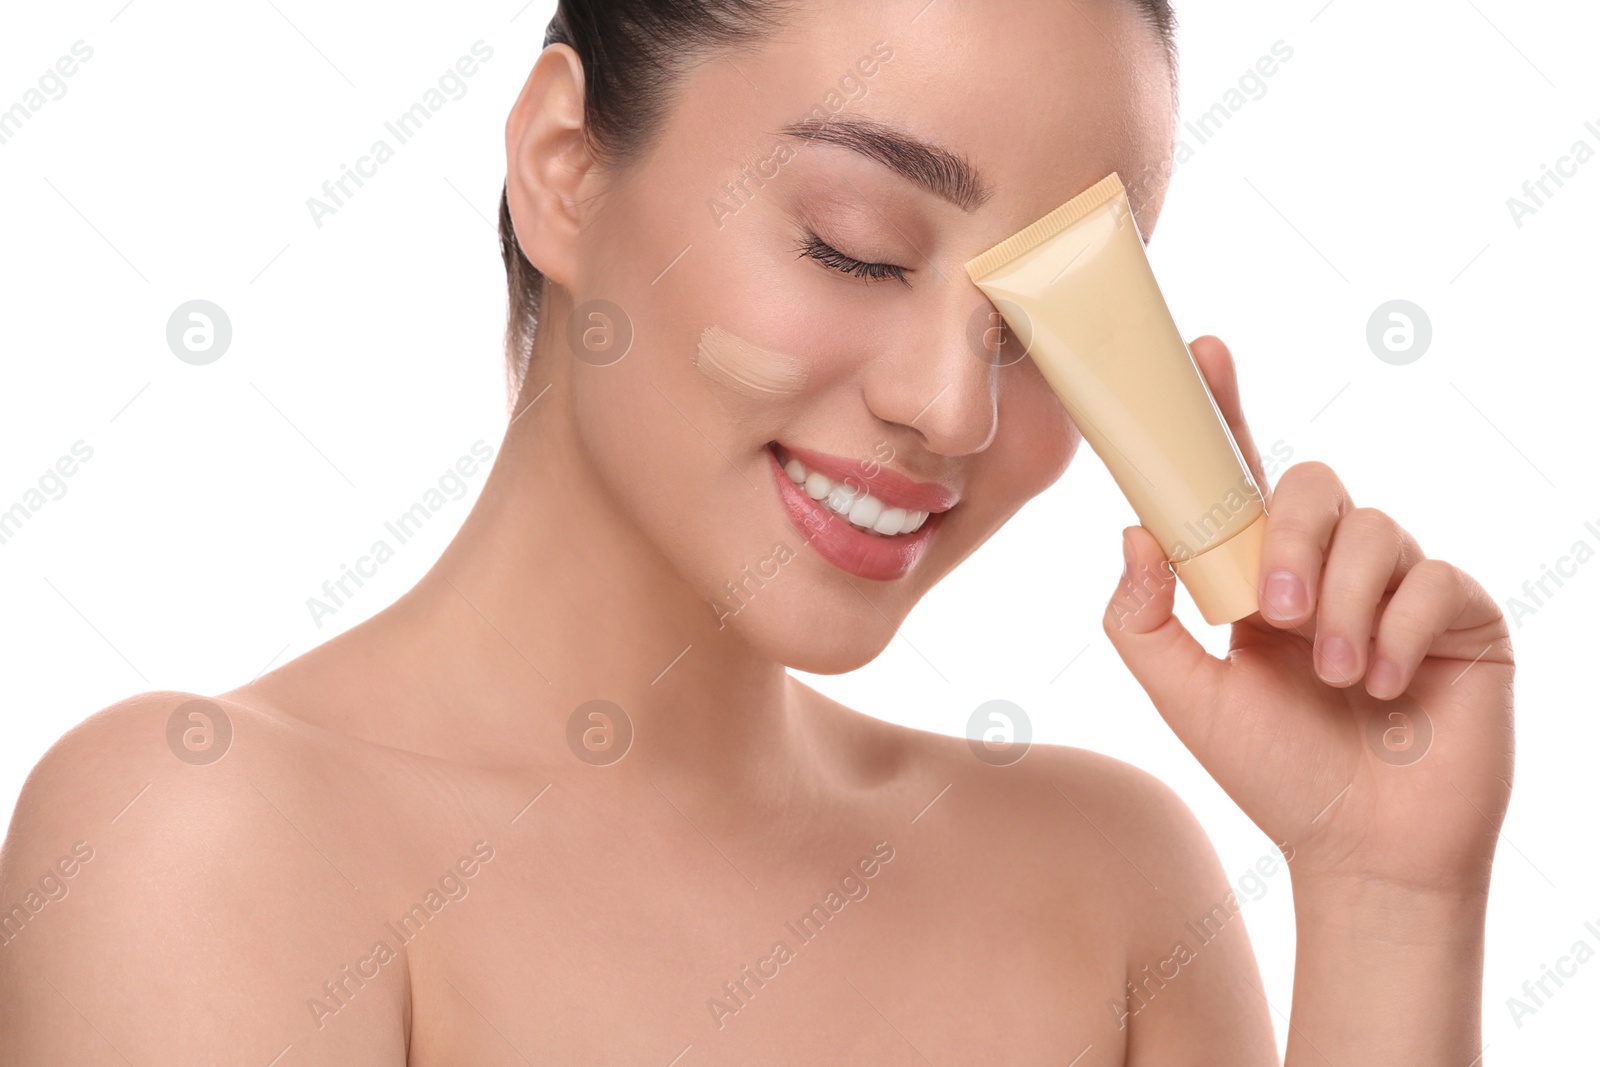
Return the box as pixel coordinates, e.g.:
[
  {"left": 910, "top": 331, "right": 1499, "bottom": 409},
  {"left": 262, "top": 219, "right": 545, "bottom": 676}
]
[{"left": 2, "top": 0, "right": 1596, "bottom": 1059}]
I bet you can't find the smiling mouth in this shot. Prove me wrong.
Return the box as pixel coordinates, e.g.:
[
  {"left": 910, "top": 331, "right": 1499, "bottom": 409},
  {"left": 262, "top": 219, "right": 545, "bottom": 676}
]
[
  {"left": 776, "top": 452, "right": 928, "bottom": 536},
  {"left": 764, "top": 442, "right": 947, "bottom": 582},
  {"left": 767, "top": 441, "right": 953, "bottom": 537}
]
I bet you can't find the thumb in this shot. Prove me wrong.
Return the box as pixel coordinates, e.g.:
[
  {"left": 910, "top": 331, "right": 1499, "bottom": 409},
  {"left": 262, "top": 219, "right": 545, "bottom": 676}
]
[{"left": 1103, "top": 524, "right": 1224, "bottom": 724}]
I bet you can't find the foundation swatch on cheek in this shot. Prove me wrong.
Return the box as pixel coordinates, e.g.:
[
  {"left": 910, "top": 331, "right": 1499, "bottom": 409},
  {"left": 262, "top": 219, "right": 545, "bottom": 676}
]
[{"left": 695, "top": 324, "right": 809, "bottom": 398}]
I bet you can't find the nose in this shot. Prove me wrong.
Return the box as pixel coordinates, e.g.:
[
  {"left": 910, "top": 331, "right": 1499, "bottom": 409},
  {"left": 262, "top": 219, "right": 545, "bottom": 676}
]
[{"left": 860, "top": 292, "right": 1001, "bottom": 458}]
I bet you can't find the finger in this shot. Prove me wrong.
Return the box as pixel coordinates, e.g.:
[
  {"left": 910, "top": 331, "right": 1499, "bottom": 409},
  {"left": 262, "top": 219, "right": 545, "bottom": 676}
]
[
  {"left": 1104, "top": 524, "right": 1224, "bottom": 722},
  {"left": 1255, "top": 461, "right": 1352, "bottom": 630},
  {"left": 1189, "top": 335, "right": 1273, "bottom": 510},
  {"left": 1310, "top": 507, "right": 1424, "bottom": 688},
  {"left": 1367, "top": 559, "right": 1499, "bottom": 700}
]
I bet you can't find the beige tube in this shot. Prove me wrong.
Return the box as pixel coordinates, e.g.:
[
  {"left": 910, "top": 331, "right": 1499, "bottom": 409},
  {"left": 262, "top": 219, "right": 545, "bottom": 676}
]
[{"left": 964, "top": 172, "right": 1267, "bottom": 626}]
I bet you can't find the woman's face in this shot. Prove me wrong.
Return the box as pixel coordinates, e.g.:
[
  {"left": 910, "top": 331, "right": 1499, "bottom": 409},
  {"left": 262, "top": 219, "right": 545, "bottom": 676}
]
[{"left": 525, "top": 0, "right": 1176, "bottom": 674}]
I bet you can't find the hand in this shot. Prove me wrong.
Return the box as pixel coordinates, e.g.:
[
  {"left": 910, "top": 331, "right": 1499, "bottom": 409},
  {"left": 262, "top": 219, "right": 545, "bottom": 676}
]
[{"left": 1102, "top": 335, "right": 1515, "bottom": 898}]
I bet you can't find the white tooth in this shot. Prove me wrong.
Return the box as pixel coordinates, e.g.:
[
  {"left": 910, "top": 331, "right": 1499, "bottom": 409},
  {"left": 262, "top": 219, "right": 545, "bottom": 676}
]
[
  {"left": 804, "top": 472, "right": 832, "bottom": 500},
  {"left": 784, "top": 458, "right": 807, "bottom": 484},
  {"left": 900, "top": 509, "right": 928, "bottom": 534},
  {"left": 826, "top": 484, "right": 856, "bottom": 514},
  {"left": 847, "top": 494, "right": 883, "bottom": 529},
  {"left": 873, "top": 507, "right": 907, "bottom": 536}
]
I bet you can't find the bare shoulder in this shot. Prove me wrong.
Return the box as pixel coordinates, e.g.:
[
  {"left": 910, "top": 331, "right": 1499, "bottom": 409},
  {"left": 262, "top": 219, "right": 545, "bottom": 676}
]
[
  {"left": 0, "top": 690, "right": 410, "bottom": 1065},
  {"left": 803, "top": 681, "right": 1222, "bottom": 886},
  {"left": 1024, "top": 742, "right": 1279, "bottom": 1062},
  {"left": 939, "top": 733, "right": 1280, "bottom": 1063},
  {"left": 803, "top": 686, "right": 1279, "bottom": 1061}
]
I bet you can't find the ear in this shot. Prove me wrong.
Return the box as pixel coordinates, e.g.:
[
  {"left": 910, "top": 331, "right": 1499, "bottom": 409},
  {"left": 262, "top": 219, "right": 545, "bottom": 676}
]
[{"left": 504, "top": 43, "right": 597, "bottom": 291}]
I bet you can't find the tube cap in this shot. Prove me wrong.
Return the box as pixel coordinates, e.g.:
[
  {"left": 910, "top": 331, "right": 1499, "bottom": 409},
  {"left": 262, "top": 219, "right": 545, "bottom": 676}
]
[{"left": 1171, "top": 511, "right": 1269, "bottom": 626}]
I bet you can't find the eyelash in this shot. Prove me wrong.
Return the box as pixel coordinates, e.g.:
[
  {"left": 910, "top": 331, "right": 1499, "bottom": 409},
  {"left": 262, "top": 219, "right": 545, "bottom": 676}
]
[{"left": 794, "top": 232, "right": 911, "bottom": 287}]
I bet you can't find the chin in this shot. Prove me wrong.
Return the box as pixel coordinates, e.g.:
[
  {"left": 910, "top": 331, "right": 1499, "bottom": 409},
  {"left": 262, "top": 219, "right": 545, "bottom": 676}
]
[{"left": 727, "top": 597, "right": 901, "bottom": 676}]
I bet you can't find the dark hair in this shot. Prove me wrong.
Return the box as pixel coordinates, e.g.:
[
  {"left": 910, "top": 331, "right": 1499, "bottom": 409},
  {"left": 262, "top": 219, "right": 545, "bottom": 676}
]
[{"left": 497, "top": 0, "right": 1178, "bottom": 402}]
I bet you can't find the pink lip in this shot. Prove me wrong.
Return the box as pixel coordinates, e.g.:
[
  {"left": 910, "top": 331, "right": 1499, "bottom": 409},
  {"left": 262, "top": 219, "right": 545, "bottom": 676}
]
[
  {"left": 771, "top": 442, "right": 959, "bottom": 514},
  {"left": 766, "top": 445, "right": 946, "bottom": 582}
]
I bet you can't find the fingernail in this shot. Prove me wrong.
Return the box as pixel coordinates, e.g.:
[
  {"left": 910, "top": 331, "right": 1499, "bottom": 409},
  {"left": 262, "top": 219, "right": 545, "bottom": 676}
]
[
  {"left": 1367, "top": 658, "right": 1403, "bottom": 700},
  {"left": 1319, "top": 635, "right": 1357, "bottom": 683},
  {"left": 1121, "top": 529, "right": 1134, "bottom": 583},
  {"left": 1263, "top": 570, "right": 1306, "bottom": 620}
]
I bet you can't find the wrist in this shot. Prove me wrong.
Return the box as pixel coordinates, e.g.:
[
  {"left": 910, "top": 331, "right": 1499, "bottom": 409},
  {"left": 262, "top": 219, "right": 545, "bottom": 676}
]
[
  {"left": 1284, "top": 873, "right": 1488, "bottom": 1064},
  {"left": 1291, "top": 871, "right": 1489, "bottom": 946}
]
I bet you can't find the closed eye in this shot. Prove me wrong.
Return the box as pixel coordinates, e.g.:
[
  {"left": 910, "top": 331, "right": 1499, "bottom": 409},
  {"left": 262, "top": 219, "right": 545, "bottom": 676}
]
[{"left": 793, "top": 232, "right": 911, "bottom": 287}]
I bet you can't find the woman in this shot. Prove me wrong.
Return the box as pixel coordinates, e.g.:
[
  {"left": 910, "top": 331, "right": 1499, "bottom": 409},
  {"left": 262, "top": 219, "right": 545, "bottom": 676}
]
[{"left": 0, "top": 0, "right": 1514, "bottom": 1062}]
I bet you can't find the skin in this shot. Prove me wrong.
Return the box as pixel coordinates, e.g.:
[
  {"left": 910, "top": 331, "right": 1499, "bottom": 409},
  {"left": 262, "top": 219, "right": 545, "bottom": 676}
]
[{"left": 0, "top": 1, "right": 1513, "bottom": 1063}]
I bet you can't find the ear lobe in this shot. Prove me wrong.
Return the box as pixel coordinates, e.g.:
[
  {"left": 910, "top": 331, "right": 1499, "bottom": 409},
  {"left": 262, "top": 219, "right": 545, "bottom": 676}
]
[{"left": 504, "top": 43, "right": 595, "bottom": 291}]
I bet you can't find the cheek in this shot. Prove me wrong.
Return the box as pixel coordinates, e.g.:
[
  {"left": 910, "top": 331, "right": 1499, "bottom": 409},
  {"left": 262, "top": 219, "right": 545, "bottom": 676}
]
[
  {"left": 992, "top": 371, "right": 1080, "bottom": 498},
  {"left": 560, "top": 296, "right": 808, "bottom": 614},
  {"left": 569, "top": 356, "right": 701, "bottom": 520},
  {"left": 563, "top": 201, "right": 741, "bottom": 503},
  {"left": 566, "top": 347, "right": 787, "bottom": 622}
]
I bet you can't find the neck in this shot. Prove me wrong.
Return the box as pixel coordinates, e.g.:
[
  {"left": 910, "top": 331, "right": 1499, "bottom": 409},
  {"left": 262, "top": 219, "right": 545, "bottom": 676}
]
[{"left": 246, "top": 361, "right": 802, "bottom": 797}]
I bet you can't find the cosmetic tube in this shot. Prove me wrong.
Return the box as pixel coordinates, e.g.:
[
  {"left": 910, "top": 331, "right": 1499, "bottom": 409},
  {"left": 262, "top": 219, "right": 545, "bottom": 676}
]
[{"left": 965, "top": 172, "right": 1267, "bottom": 625}]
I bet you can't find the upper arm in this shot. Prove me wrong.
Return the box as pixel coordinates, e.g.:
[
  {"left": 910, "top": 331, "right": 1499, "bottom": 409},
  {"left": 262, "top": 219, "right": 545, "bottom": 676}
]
[
  {"left": 1055, "top": 750, "right": 1280, "bottom": 1066},
  {"left": 0, "top": 691, "right": 409, "bottom": 1065}
]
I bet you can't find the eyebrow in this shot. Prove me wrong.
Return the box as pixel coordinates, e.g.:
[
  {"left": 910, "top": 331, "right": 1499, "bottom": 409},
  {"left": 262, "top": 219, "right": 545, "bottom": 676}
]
[{"left": 776, "top": 115, "right": 994, "bottom": 213}]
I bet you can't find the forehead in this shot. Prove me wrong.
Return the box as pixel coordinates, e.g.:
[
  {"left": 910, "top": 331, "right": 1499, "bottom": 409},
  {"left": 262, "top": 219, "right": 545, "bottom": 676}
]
[{"left": 662, "top": 0, "right": 1176, "bottom": 231}]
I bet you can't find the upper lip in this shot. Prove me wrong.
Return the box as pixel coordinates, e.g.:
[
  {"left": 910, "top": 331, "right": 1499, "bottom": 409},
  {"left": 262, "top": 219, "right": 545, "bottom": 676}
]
[{"left": 772, "top": 442, "right": 960, "bottom": 514}]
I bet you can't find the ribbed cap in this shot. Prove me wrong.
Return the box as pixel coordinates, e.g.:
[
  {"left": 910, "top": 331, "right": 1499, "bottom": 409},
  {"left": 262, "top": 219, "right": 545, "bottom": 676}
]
[{"left": 1171, "top": 511, "right": 1269, "bottom": 626}]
